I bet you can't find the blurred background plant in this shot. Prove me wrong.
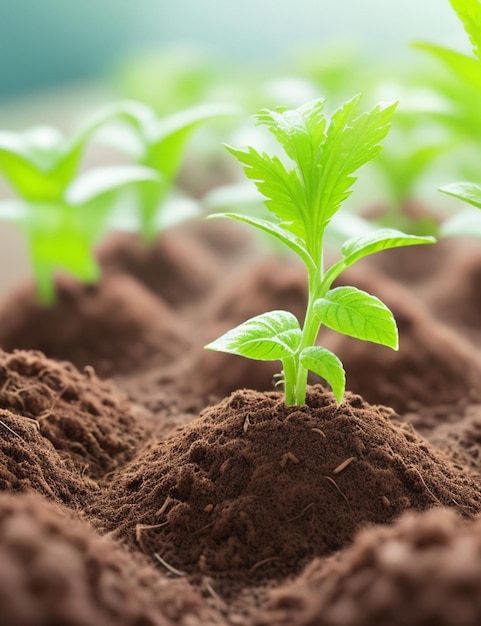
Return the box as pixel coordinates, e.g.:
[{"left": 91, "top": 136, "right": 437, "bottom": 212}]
[{"left": 0, "top": 0, "right": 476, "bottom": 294}]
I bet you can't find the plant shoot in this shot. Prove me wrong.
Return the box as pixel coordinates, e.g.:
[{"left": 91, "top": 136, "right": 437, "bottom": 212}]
[{"left": 205, "top": 97, "right": 435, "bottom": 406}]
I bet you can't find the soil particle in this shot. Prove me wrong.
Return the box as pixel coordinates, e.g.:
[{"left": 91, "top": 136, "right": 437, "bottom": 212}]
[
  {"left": 0, "top": 274, "right": 188, "bottom": 377},
  {"left": 257, "top": 507, "right": 481, "bottom": 626},
  {"left": 0, "top": 492, "right": 224, "bottom": 626},
  {"left": 91, "top": 386, "right": 481, "bottom": 596},
  {"left": 0, "top": 349, "right": 147, "bottom": 482},
  {"left": 0, "top": 407, "right": 94, "bottom": 507}
]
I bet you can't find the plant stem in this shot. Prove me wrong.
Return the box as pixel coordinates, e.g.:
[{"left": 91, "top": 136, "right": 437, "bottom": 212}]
[
  {"left": 283, "top": 357, "right": 297, "bottom": 405},
  {"left": 290, "top": 265, "right": 324, "bottom": 406}
]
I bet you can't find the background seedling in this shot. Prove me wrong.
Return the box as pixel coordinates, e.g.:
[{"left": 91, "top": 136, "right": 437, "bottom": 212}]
[
  {"left": 0, "top": 110, "right": 159, "bottom": 303},
  {"left": 429, "top": 0, "right": 481, "bottom": 234},
  {"left": 205, "top": 98, "right": 435, "bottom": 406},
  {"left": 0, "top": 100, "right": 237, "bottom": 302}
]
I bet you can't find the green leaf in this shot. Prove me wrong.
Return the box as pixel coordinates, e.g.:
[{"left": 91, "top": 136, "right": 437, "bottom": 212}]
[
  {"left": 299, "top": 346, "right": 346, "bottom": 404},
  {"left": 226, "top": 145, "right": 307, "bottom": 240},
  {"left": 439, "top": 181, "right": 481, "bottom": 209},
  {"left": 413, "top": 42, "right": 481, "bottom": 91},
  {"left": 449, "top": 0, "right": 481, "bottom": 62},
  {"left": 314, "top": 97, "right": 397, "bottom": 230},
  {"left": 340, "top": 228, "right": 436, "bottom": 267},
  {"left": 207, "top": 212, "right": 315, "bottom": 271},
  {"left": 146, "top": 103, "right": 239, "bottom": 179},
  {"left": 205, "top": 310, "right": 302, "bottom": 361},
  {"left": 256, "top": 99, "right": 327, "bottom": 182},
  {"left": 314, "top": 286, "right": 399, "bottom": 349}
]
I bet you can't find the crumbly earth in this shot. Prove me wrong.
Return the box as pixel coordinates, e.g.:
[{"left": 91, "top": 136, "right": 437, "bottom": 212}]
[
  {"left": 256, "top": 508, "right": 481, "bottom": 626},
  {"left": 89, "top": 386, "right": 481, "bottom": 598},
  {"left": 0, "top": 492, "right": 223, "bottom": 626},
  {"left": 0, "top": 223, "right": 479, "bottom": 624}
]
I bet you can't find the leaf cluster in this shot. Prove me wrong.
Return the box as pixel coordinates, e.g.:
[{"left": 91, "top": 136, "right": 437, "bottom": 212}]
[
  {"left": 0, "top": 101, "right": 235, "bottom": 302},
  {"left": 206, "top": 98, "right": 434, "bottom": 405}
]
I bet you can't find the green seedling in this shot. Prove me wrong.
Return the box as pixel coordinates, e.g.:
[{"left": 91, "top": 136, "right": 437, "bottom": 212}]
[
  {"left": 435, "top": 0, "right": 481, "bottom": 234},
  {"left": 100, "top": 101, "right": 239, "bottom": 240},
  {"left": 205, "top": 98, "right": 435, "bottom": 406},
  {"left": 413, "top": 0, "right": 481, "bottom": 180},
  {"left": 0, "top": 111, "right": 159, "bottom": 303}
]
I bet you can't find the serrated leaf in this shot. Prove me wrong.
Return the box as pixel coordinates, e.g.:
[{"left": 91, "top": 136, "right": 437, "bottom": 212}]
[
  {"left": 256, "top": 99, "right": 327, "bottom": 182},
  {"left": 314, "top": 286, "right": 399, "bottom": 349},
  {"left": 207, "top": 212, "right": 315, "bottom": 271},
  {"left": 300, "top": 346, "right": 345, "bottom": 404},
  {"left": 439, "top": 181, "right": 481, "bottom": 209},
  {"left": 449, "top": 0, "right": 481, "bottom": 62},
  {"left": 205, "top": 310, "right": 302, "bottom": 361},
  {"left": 314, "top": 97, "right": 397, "bottom": 231},
  {"left": 226, "top": 145, "right": 307, "bottom": 240},
  {"left": 340, "top": 228, "right": 436, "bottom": 267}
]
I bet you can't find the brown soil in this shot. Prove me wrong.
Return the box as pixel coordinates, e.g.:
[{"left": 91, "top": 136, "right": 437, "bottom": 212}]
[
  {"left": 0, "top": 220, "right": 480, "bottom": 624},
  {"left": 257, "top": 508, "right": 481, "bottom": 626},
  {"left": 0, "top": 492, "right": 223, "bottom": 626}
]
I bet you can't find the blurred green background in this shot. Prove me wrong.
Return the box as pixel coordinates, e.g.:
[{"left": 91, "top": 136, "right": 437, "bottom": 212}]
[{"left": 0, "top": 0, "right": 467, "bottom": 102}]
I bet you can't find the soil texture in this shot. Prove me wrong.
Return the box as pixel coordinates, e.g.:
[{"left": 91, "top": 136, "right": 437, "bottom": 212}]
[{"left": 0, "top": 220, "right": 480, "bottom": 625}]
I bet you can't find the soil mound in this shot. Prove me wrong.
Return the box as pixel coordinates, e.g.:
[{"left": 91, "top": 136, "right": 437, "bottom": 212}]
[
  {"left": 92, "top": 386, "right": 481, "bottom": 593},
  {"left": 0, "top": 274, "right": 187, "bottom": 377},
  {"left": 258, "top": 508, "right": 481, "bottom": 626},
  {"left": 0, "top": 406, "right": 93, "bottom": 506},
  {"left": 97, "top": 229, "right": 220, "bottom": 308},
  {"left": 0, "top": 350, "right": 146, "bottom": 481},
  {"left": 424, "top": 243, "right": 481, "bottom": 339},
  {"left": 0, "top": 492, "right": 223, "bottom": 626}
]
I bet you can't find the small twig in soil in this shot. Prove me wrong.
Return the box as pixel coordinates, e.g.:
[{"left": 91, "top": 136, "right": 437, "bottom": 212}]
[
  {"left": 36, "top": 386, "right": 67, "bottom": 422},
  {"left": 322, "top": 475, "right": 352, "bottom": 512},
  {"left": 192, "top": 520, "right": 215, "bottom": 537},
  {"left": 0, "top": 418, "right": 22, "bottom": 439},
  {"left": 311, "top": 427, "right": 326, "bottom": 438},
  {"left": 155, "top": 496, "right": 174, "bottom": 517},
  {"left": 408, "top": 465, "right": 444, "bottom": 507},
  {"left": 243, "top": 415, "right": 251, "bottom": 433},
  {"left": 285, "top": 502, "right": 315, "bottom": 523},
  {"left": 153, "top": 552, "right": 185, "bottom": 577},
  {"left": 280, "top": 451, "right": 300, "bottom": 468},
  {"left": 135, "top": 522, "right": 169, "bottom": 549},
  {"left": 249, "top": 556, "right": 282, "bottom": 574},
  {"left": 202, "top": 578, "right": 227, "bottom": 609},
  {"left": 333, "top": 456, "right": 356, "bottom": 475}
]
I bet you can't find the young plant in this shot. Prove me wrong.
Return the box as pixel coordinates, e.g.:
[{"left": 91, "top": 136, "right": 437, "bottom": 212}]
[
  {"left": 205, "top": 98, "right": 435, "bottom": 406},
  {"left": 0, "top": 113, "right": 159, "bottom": 303},
  {"left": 100, "top": 101, "right": 239, "bottom": 240},
  {"left": 433, "top": 0, "right": 481, "bottom": 234}
]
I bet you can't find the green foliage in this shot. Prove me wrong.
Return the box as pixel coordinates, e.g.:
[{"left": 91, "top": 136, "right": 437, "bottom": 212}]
[
  {"left": 432, "top": 0, "right": 481, "bottom": 236},
  {"left": 413, "top": 0, "right": 481, "bottom": 148},
  {"left": 0, "top": 100, "right": 236, "bottom": 302},
  {"left": 205, "top": 98, "right": 435, "bottom": 406},
  {"left": 100, "top": 101, "right": 239, "bottom": 240}
]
